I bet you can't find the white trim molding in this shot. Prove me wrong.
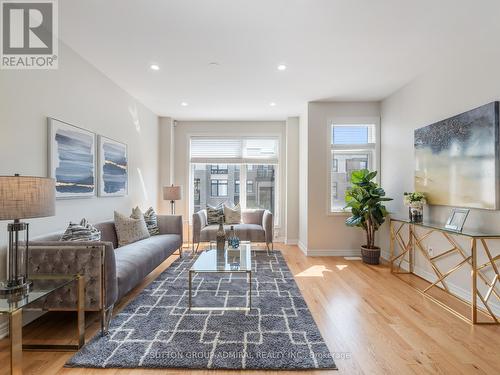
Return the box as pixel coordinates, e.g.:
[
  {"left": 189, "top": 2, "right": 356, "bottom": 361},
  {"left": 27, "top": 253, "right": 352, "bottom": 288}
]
[
  {"left": 285, "top": 238, "right": 298, "bottom": 245},
  {"left": 306, "top": 248, "right": 362, "bottom": 257}
]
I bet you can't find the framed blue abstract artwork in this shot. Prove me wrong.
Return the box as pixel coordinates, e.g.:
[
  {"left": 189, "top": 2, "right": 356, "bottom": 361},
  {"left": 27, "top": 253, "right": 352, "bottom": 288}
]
[
  {"left": 98, "top": 135, "right": 128, "bottom": 197},
  {"left": 48, "top": 118, "right": 96, "bottom": 199}
]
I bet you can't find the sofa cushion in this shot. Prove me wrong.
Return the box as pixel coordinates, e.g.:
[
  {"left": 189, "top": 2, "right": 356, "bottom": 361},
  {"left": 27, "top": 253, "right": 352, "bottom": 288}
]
[
  {"left": 207, "top": 204, "right": 223, "bottom": 224},
  {"left": 241, "top": 209, "right": 265, "bottom": 225},
  {"left": 224, "top": 203, "right": 241, "bottom": 224},
  {"left": 94, "top": 221, "right": 119, "bottom": 248},
  {"left": 60, "top": 218, "right": 101, "bottom": 242},
  {"left": 114, "top": 211, "right": 150, "bottom": 247},
  {"left": 115, "top": 234, "right": 181, "bottom": 299},
  {"left": 200, "top": 223, "right": 265, "bottom": 242}
]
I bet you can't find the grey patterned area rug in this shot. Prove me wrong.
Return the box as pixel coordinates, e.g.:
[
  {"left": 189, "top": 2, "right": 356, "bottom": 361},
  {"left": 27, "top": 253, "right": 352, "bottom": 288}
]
[{"left": 66, "top": 251, "right": 336, "bottom": 370}]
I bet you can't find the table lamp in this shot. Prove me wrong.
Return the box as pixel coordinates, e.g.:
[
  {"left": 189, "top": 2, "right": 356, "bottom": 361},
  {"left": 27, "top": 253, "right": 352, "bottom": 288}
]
[
  {"left": 0, "top": 174, "right": 55, "bottom": 295},
  {"left": 163, "top": 184, "right": 182, "bottom": 214}
]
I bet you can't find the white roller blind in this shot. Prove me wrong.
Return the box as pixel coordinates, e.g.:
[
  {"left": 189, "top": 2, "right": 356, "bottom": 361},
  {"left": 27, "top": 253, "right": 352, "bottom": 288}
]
[{"left": 190, "top": 137, "right": 279, "bottom": 164}]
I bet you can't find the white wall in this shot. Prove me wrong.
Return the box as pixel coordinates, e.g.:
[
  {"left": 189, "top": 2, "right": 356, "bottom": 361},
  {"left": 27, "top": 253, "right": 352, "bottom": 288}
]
[
  {"left": 298, "top": 110, "right": 308, "bottom": 252},
  {"left": 380, "top": 42, "right": 500, "bottom": 315},
  {"left": 158, "top": 117, "right": 175, "bottom": 214},
  {"left": 0, "top": 42, "right": 160, "bottom": 278},
  {"left": 305, "top": 101, "right": 381, "bottom": 255},
  {"left": 285, "top": 117, "right": 300, "bottom": 244},
  {"left": 170, "top": 120, "right": 287, "bottom": 242}
]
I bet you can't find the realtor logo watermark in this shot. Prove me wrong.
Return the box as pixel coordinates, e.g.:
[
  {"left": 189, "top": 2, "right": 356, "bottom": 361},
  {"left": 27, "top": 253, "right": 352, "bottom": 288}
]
[{"left": 1, "top": 0, "right": 58, "bottom": 69}]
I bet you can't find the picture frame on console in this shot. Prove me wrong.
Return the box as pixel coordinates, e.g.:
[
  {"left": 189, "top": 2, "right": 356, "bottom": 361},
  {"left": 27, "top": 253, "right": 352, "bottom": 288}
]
[{"left": 445, "top": 208, "right": 470, "bottom": 232}]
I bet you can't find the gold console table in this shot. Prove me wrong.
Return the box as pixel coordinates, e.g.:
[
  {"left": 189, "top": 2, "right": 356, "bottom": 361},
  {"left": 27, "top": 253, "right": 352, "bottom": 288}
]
[{"left": 389, "top": 218, "right": 499, "bottom": 325}]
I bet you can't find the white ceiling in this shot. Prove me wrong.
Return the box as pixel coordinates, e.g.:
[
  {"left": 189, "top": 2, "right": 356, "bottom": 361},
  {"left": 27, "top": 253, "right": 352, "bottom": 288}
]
[{"left": 59, "top": 0, "right": 500, "bottom": 120}]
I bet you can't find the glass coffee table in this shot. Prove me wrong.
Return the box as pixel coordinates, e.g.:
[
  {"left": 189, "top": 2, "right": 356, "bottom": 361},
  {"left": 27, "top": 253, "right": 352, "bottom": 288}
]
[
  {"left": 189, "top": 241, "right": 252, "bottom": 311},
  {"left": 0, "top": 274, "right": 85, "bottom": 375}
]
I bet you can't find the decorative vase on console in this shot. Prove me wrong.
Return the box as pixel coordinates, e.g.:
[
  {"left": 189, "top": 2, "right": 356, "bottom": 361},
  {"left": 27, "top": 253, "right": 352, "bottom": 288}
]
[
  {"left": 216, "top": 216, "right": 226, "bottom": 251},
  {"left": 403, "top": 192, "right": 426, "bottom": 223}
]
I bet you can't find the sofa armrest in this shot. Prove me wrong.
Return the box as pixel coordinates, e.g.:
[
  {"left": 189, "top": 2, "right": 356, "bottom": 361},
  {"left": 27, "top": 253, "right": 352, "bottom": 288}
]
[
  {"left": 157, "top": 214, "right": 183, "bottom": 241},
  {"left": 262, "top": 210, "right": 274, "bottom": 245},
  {"left": 28, "top": 240, "right": 117, "bottom": 311},
  {"left": 192, "top": 209, "right": 207, "bottom": 243}
]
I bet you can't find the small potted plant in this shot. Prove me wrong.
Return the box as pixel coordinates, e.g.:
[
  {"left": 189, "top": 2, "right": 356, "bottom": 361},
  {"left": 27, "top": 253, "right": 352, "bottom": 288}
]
[
  {"left": 345, "top": 169, "right": 392, "bottom": 265},
  {"left": 403, "top": 192, "right": 426, "bottom": 223}
]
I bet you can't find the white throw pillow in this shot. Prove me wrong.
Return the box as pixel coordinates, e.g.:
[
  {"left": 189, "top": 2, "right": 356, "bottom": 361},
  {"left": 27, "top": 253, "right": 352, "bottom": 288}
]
[
  {"left": 224, "top": 203, "right": 241, "bottom": 225},
  {"left": 114, "top": 210, "right": 150, "bottom": 247}
]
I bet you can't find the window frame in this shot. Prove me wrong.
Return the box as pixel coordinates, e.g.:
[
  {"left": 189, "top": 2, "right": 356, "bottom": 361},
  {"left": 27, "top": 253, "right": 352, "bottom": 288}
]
[
  {"left": 210, "top": 179, "right": 228, "bottom": 197},
  {"left": 327, "top": 118, "right": 380, "bottom": 215},
  {"left": 187, "top": 134, "right": 283, "bottom": 228}
]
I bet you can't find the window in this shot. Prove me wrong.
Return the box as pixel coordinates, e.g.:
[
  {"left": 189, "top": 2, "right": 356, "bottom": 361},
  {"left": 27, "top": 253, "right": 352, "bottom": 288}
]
[
  {"left": 190, "top": 137, "right": 279, "bottom": 218},
  {"left": 246, "top": 164, "right": 275, "bottom": 212},
  {"left": 329, "top": 123, "right": 376, "bottom": 212},
  {"left": 210, "top": 164, "right": 228, "bottom": 174},
  {"left": 247, "top": 180, "right": 254, "bottom": 193},
  {"left": 211, "top": 179, "right": 228, "bottom": 197},
  {"left": 194, "top": 178, "right": 200, "bottom": 204}
]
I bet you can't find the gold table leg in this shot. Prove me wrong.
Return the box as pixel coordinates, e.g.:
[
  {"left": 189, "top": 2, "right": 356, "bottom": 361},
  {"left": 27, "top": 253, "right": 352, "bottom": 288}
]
[
  {"left": 23, "top": 275, "right": 86, "bottom": 351},
  {"left": 471, "top": 239, "right": 478, "bottom": 323},
  {"left": 9, "top": 309, "right": 22, "bottom": 375}
]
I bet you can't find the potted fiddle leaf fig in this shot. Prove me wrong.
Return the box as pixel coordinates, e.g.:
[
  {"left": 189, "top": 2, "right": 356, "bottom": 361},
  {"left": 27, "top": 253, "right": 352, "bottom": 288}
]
[{"left": 344, "top": 169, "right": 392, "bottom": 265}]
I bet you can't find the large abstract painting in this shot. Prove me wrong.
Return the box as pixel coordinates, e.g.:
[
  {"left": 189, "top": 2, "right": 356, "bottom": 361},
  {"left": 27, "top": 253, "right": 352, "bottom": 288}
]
[
  {"left": 98, "top": 136, "right": 128, "bottom": 197},
  {"left": 415, "top": 102, "right": 499, "bottom": 210},
  {"left": 48, "top": 118, "right": 96, "bottom": 199}
]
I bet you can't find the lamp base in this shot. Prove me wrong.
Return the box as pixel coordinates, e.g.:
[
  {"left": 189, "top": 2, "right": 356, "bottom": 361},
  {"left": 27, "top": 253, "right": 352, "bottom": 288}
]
[{"left": 0, "top": 280, "right": 32, "bottom": 296}]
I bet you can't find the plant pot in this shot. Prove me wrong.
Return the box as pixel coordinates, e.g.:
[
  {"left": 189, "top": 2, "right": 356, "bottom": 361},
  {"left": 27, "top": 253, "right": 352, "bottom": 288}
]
[{"left": 361, "top": 245, "right": 380, "bottom": 265}]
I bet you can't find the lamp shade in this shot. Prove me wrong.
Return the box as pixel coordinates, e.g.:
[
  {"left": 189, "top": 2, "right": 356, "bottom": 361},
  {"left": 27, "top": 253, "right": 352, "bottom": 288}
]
[
  {"left": 0, "top": 176, "right": 55, "bottom": 220},
  {"left": 163, "top": 185, "right": 182, "bottom": 201}
]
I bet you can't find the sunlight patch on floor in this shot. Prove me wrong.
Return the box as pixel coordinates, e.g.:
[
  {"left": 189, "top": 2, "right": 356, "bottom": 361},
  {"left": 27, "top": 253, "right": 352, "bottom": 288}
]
[{"left": 295, "top": 265, "right": 333, "bottom": 277}]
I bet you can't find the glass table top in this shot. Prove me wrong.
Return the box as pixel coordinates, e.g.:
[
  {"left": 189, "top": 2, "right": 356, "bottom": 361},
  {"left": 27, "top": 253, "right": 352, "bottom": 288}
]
[
  {"left": 191, "top": 241, "right": 252, "bottom": 272},
  {"left": 0, "top": 275, "right": 76, "bottom": 314},
  {"left": 390, "top": 217, "right": 500, "bottom": 238}
]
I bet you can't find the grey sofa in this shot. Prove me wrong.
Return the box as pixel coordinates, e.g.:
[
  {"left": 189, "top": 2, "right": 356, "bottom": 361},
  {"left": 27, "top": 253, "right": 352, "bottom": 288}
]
[
  {"left": 192, "top": 209, "right": 273, "bottom": 252},
  {"left": 28, "top": 215, "right": 182, "bottom": 334}
]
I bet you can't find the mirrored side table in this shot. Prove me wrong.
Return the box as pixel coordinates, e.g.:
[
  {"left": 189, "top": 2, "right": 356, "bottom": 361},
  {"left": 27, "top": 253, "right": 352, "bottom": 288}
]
[{"left": 0, "top": 274, "right": 85, "bottom": 375}]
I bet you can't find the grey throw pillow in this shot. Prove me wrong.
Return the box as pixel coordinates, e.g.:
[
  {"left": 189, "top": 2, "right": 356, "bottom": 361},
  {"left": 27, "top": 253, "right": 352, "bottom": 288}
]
[
  {"left": 131, "top": 206, "right": 160, "bottom": 236},
  {"left": 207, "top": 204, "right": 224, "bottom": 225},
  {"left": 114, "top": 210, "right": 150, "bottom": 247},
  {"left": 60, "top": 218, "right": 101, "bottom": 242}
]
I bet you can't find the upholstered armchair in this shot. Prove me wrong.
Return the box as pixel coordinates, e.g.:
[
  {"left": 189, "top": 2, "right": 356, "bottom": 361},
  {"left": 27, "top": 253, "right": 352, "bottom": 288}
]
[{"left": 192, "top": 208, "right": 273, "bottom": 252}]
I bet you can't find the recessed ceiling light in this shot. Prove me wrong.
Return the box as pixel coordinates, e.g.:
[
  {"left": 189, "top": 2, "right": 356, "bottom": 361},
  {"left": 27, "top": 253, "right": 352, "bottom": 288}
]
[
  {"left": 277, "top": 64, "right": 287, "bottom": 71},
  {"left": 181, "top": 102, "right": 188, "bottom": 107},
  {"left": 208, "top": 62, "right": 220, "bottom": 66},
  {"left": 269, "top": 102, "right": 276, "bottom": 107},
  {"left": 150, "top": 64, "right": 160, "bottom": 71}
]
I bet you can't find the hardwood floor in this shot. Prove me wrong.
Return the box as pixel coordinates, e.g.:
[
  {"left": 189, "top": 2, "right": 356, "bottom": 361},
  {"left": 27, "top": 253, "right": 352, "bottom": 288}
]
[{"left": 1, "top": 244, "right": 499, "bottom": 374}]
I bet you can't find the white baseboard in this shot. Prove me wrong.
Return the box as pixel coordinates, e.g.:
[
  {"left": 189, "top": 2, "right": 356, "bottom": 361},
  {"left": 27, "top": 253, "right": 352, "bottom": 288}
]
[
  {"left": 306, "top": 249, "right": 362, "bottom": 257},
  {"left": 381, "top": 251, "right": 500, "bottom": 317},
  {"left": 297, "top": 241, "right": 307, "bottom": 255}
]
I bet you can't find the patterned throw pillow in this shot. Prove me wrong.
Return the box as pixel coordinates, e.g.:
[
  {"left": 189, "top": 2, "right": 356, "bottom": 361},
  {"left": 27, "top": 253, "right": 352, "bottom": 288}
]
[
  {"left": 114, "top": 211, "right": 150, "bottom": 247},
  {"left": 60, "top": 218, "right": 101, "bottom": 242},
  {"left": 224, "top": 203, "right": 241, "bottom": 224},
  {"left": 207, "top": 204, "right": 224, "bottom": 225},
  {"left": 131, "top": 206, "right": 160, "bottom": 236}
]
